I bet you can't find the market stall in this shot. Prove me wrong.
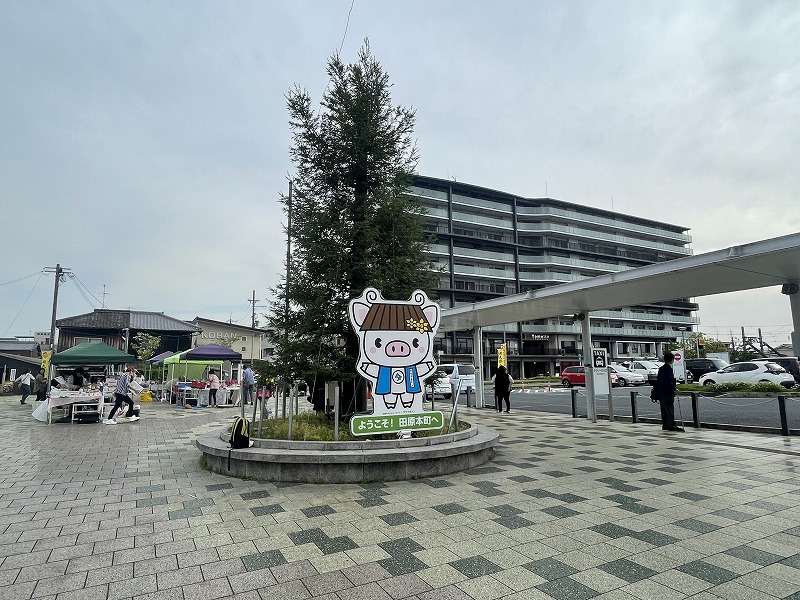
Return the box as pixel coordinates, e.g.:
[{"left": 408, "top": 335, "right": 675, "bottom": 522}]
[
  {"left": 39, "top": 343, "right": 135, "bottom": 424},
  {"left": 163, "top": 344, "right": 242, "bottom": 407}
]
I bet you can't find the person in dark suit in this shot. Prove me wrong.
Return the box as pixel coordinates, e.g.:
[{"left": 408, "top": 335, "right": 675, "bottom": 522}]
[{"left": 654, "top": 351, "right": 683, "bottom": 431}]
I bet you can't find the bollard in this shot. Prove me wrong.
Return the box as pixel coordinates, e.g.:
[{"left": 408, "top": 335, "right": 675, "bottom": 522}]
[
  {"left": 778, "top": 395, "right": 789, "bottom": 436},
  {"left": 258, "top": 386, "right": 266, "bottom": 436},
  {"left": 630, "top": 391, "right": 638, "bottom": 423},
  {"left": 282, "top": 384, "right": 287, "bottom": 418},
  {"left": 287, "top": 385, "right": 294, "bottom": 440},
  {"left": 334, "top": 384, "right": 340, "bottom": 442},
  {"left": 571, "top": 388, "right": 578, "bottom": 418},
  {"left": 691, "top": 392, "right": 700, "bottom": 429}
]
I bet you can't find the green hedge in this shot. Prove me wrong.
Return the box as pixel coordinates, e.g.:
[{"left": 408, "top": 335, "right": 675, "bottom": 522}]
[{"left": 678, "top": 382, "right": 791, "bottom": 394}]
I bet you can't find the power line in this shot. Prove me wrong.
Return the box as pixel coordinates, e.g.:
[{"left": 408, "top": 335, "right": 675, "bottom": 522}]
[
  {"left": 2, "top": 272, "right": 44, "bottom": 336},
  {"left": 0, "top": 271, "right": 43, "bottom": 287},
  {"left": 339, "top": 0, "right": 355, "bottom": 53},
  {"left": 69, "top": 272, "right": 103, "bottom": 307},
  {"left": 66, "top": 273, "right": 99, "bottom": 310}
]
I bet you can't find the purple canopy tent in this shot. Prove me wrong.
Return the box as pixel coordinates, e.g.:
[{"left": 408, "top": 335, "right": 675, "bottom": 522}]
[
  {"left": 147, "top": 351, "right": 174, "bottom": 365},
  {"left": 182, "top": 344, "right": 243, "bottom": 362}
]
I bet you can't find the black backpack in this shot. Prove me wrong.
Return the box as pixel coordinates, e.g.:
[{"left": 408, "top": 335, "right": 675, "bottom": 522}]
[{"left": 230, "top": 416, "right": 250, "bottom": 449}]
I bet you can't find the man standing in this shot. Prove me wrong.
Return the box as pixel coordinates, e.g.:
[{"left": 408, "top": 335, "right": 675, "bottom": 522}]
[
  {"left": 104, "top": 366, "right": 140, "bottom": 425},
  {"left": 34, "top": 369, "right": 48, "bottom": 402},
  {"left": 241, "top": 365, "right": 255, "bottom": 406},
  {"left": 16, "top": 369, "right": 35, "bottom": 404},
  {"left": 654, "top": 352, "right": 683, "bottom": 432}
]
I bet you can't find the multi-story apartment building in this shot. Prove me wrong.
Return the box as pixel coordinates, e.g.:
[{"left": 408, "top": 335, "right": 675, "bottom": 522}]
[{"left": 409, "top": 176, "right": 698, "bottom": 379}]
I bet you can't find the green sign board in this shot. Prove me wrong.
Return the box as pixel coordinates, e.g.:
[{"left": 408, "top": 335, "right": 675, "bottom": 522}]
[{"left": 350, "top": 411, "right": 445, "bottom": 436}]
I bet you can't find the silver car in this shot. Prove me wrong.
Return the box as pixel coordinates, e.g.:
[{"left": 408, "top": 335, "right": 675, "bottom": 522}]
[{"left": 608, "top": 364, "right": 646, "bottom": 386}]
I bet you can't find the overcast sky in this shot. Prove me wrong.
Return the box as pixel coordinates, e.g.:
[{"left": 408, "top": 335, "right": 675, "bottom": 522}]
[{"left": 1, "top": 1, "right": 798, "bottom": 347}]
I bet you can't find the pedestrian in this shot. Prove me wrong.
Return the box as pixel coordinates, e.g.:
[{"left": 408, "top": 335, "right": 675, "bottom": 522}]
[
  {"left": 207, "top": 369, "right": 221, "bottom": 407},
  {"left": 34, "top": 369, "right": 48, "bottom": 402},
  {"left": 15, "top": 369, "right": 35, "bottom": 404},
  {"left": 241, "top": 365, "right": 255, "bottom": 405},
  {"left": 104, "top": 366, "right": 140, "bottom": 425},
  {"left": 491, "top": 365, "right": 513, "bottom": 413},
  {"left": 653, "top": 351, "right": 684, "bottom": 432}
]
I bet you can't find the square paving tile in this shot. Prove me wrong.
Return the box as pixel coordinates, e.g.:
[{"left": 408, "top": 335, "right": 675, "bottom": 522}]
[
  {"left": 449, "top": 555, "right": 502, "bottom": 579},
  {"left": 240, "top": 490, "right": 270, "bottom": 500},
  {"left": 677, "top": 560, "right": 737, "bottom": 584},
  {"left": 673, "top": 518, "right": 720, "bottom": 534},
  {"left": 537, "top": 576, "right": 599, "bottom": 600},
  {"left": 379, "top": 538, "right": 424, "bottom": 556},
  {"left": 725, "top": 545, "right": 783, "bottom": 566},
  {"left": 672, "top": 491, "right": 710, "bottom": 501},
  {"left": 487, "top": 505, "right": 523, "bottom": 517},
  {"left": 379, "top": 554, "right": 428, "bottom": 576},
  {"left": 523, "top": 557, "right": 578, "bottom": 580},
  {"left": 433, "top": 503, "right": 470, "bottom": 515},
  {"left": 242, "top": 549, "right": 287, "bottom": 571},
  {"left": 598, "top": 558, "right": 657, "bottom": 582},
  {"left": 494, "top": 515, "right": 534, "bottom": 530},
  {"left": 250, "top": 504, "right": 284, "bottom": 517},
  {"left": 541, "top": 506, "right": 580, "bottom": 519},
  {"left": 302, "top": 504, "right": 336, "bottom": 518},
  {"left": 380, "top": 512, "right": 419, "bottom": 526}
]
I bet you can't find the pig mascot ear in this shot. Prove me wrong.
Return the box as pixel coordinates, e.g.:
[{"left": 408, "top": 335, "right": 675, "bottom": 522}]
[
  {"left": 422, "top": 304, "right": 439, "bottom": 331},
  {"left": 350, "top": 301, "right": 370, "bottom": 329},
  {"left": 410, "top": 290, "right": 440, "bottom": 333},
  {"left": 349, "top": 287, "right": 382, "bottom": 330}
]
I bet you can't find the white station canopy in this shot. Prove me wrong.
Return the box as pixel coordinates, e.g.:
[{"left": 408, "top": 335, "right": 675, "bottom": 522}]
[{"left": 440, "top": 232, "right": 800, "bottom": 334}]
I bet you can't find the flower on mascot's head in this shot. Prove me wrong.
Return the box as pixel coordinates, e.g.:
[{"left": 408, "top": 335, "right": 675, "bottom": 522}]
[{"left": 406, "top": 317, "right": 431, "bottom": 334}]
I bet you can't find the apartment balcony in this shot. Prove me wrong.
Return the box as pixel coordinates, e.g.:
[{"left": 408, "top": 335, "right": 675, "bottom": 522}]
[
  {"left": 517, "top": 222, "right": 691, "bottom": 255},
  {"left": 516, "top": 205, "right": 691, "bottom": 244}
]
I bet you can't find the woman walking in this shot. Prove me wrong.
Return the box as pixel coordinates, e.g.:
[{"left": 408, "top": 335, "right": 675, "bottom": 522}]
[{"left": 491, "top": 365, "right": 513, "bottom": 413}]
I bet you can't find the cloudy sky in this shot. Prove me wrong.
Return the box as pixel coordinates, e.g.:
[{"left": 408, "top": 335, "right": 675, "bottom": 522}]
[{"left": 1, "top": 1, "right": 798, "bottom": 347}]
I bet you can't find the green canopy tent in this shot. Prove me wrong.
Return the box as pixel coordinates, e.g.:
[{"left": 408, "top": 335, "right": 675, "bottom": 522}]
[
  {"left": 51, "top": 342, "right": 135, "bottom": 366},
  {"left": 163, "top": 350, "right": 223, "bottom": 404}
]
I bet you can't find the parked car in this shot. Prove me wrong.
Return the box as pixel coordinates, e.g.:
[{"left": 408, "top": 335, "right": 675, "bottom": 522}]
[
  {"left": 561, "top": 366, "right": 619, "bottom": 388},
  {"left": 698, "top": 361, "right": 795, "bottom": 388},
  {"left": 685, "top": 358, "right": 729, "bottom": 381},
  {"left": 754, "top": 357, "right": 800, "bottom": 384},
  {"left": 424, "top": 370, "right": 452, "bottom": 400},
  {"left": 436, "top": 364, "right": 476, "bottom": 393},
  {"left": 619, "top": 359, "right": 660, "bottom": 383},
  {"left": 608, "top": 364, "right": 646, "bottom": 386}
]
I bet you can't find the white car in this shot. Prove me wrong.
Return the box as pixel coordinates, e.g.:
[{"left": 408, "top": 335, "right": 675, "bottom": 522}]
[
  {"left": 699, "top": 361, "right": 795, "bottom": 388},
  {"left": 424, "top": 371, "right": 452, "bottom": 400},
  {"left": 437, "top": 364, "right": 476, "bottom": 393},
  {"left": 608, "top": 364, "right": 646, "bottom": 386},
  {"left": 620, "top": 360, "right": 660, "bottom": 383}
]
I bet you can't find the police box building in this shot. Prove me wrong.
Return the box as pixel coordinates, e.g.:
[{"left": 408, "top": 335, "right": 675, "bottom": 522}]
[{"left": 410, "top": 176, "right": 697, "bottom": 379}]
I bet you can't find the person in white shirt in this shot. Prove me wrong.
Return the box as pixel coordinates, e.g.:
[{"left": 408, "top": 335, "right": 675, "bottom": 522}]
[{"left": 15, "top": 370, "right": 35, "bottom": 404}]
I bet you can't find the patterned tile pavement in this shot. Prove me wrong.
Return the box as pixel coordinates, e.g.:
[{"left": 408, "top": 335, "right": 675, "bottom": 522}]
[{"left": 2, "top": 396, "right": 800, "bottom": 599}]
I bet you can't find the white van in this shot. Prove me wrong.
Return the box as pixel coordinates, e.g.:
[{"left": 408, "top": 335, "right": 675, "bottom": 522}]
[{"left": 437, "top": 364, "right": 476, "bottom": 393}]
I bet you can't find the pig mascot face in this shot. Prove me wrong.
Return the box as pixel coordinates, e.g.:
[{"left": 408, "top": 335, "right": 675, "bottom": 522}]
[{"left": 349, "top": 288, "right": 440, "bottom": 416}]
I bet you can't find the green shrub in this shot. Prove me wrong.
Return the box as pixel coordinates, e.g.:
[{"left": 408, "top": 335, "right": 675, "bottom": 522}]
[{"left": 690, "top": 381, "right": 789, "bottom": 394}]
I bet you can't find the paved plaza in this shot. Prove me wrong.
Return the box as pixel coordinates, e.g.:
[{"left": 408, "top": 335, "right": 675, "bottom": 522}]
[{"left": 2, "top": 398, "right": 800, "bottom": 600}]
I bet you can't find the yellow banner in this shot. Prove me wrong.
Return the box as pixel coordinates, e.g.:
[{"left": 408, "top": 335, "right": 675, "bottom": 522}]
[
  {"left": 498, "top": 344, "right": 507, "bottom": 367},
  {"left": 41, "top": 351, "right": 52, "bottom": 373}
]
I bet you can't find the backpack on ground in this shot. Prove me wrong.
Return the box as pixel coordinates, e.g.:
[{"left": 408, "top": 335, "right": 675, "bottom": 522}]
[
  {"left": 229, "top": 416, "right": 250, "bottom": 449},
  {"left": 227, "top": 416, "right": 251, "bottom": 471}
]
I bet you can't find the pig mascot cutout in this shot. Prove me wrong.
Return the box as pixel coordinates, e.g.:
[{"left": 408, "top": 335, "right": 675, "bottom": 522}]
[{"left": 349, "top": 288, "right": 440, "bottom": 416}]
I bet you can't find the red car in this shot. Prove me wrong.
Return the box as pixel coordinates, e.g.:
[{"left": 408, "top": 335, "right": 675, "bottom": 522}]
[{"left": 561, "top": 366, "right": 619, "bottom": 388}]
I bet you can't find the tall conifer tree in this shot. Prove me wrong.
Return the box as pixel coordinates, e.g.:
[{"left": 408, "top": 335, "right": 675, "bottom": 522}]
[{"left": 268, "top": 42, "right": 437, "bottom": 408}]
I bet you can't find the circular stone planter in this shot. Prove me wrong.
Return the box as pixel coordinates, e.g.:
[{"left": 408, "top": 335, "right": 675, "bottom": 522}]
[{"left": 195, "top": 424, "right": 500, "bottom": 483}]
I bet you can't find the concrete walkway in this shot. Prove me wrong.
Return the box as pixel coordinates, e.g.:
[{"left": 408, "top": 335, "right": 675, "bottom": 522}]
[{"left": 2, "top": 398, "right": 800, "bottom": 600}]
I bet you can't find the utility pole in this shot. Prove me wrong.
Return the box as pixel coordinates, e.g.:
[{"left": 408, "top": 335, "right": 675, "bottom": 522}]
[
  {"left": 44, "top": 264, "right": 71, "bottom": 352},
  {"left": 247, "top": 290, "right": 259, "bottom": 363},
  {"left": 285, "top": 178, "right": 293, "bottom": 383}
]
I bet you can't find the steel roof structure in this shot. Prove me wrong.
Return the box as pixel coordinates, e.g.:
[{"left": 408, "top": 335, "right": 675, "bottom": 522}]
[{"left": 440, "top": 231, "right": 800, "bottom": 340}]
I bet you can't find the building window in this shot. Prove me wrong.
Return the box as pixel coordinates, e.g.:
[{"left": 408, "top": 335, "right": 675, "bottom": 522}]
[
  {"left": 74, "top": 337, "right": 103, "bottom": 345},
  {"left": 241, "top": 346, "right": 247, "bottom": 352},
  {"left": 241, "top": 336, "right": 247, "bottom": 341}
]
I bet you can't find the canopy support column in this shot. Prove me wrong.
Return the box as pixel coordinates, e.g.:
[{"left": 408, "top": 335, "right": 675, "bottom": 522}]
[
  {"left": 789, "top": 285, "right": 800, "bottom": 357},
  {"left": 579, "top": 315, "right": 597, "bottom": 423},
  {"left": 473, "top": 327, "right": 484, "bottom": 408}
]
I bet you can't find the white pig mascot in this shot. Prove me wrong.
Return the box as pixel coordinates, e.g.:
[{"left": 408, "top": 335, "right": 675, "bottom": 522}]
[{"left": 349, "top": 287, "right": 440, "bottom": 416}]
